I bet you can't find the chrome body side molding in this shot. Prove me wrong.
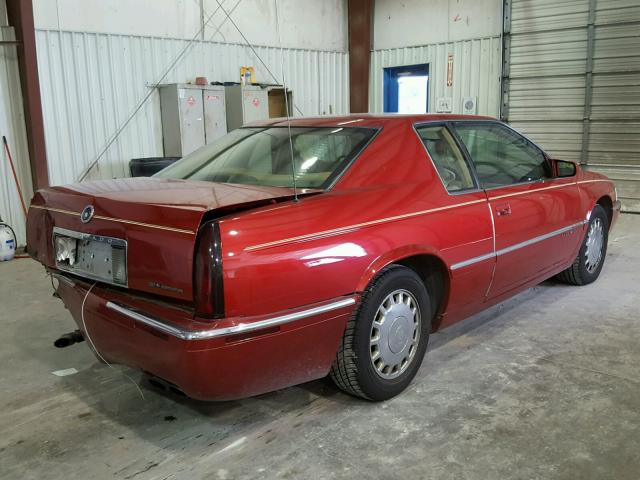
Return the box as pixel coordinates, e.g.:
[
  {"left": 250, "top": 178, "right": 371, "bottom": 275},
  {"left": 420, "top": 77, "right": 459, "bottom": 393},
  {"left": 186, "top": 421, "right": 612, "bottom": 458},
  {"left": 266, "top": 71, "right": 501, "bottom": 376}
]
[
  {"left": 450, "top": 220, "right": 587, "bottom": 271},
  {"left": 106, "top": 297, "right": 356, "bottom": 341}
]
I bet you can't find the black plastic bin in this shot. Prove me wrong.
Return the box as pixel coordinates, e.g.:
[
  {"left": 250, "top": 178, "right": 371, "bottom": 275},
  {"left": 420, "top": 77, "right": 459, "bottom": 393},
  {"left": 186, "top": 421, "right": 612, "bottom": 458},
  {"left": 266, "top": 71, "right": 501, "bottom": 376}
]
[{"left": 129, "top": 157, "right": 180, "bottom": 177}]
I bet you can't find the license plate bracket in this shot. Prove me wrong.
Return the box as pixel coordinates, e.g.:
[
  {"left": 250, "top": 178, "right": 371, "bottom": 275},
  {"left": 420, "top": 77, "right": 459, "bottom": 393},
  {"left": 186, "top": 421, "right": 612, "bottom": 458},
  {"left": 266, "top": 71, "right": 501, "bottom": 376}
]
[{"left": 53, "top": 227, "right": 127, "bottom": 286}]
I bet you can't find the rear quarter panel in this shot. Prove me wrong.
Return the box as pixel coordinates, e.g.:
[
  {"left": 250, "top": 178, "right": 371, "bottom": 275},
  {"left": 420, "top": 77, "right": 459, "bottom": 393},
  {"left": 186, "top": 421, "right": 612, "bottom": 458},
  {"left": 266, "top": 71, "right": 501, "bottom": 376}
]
[{"left": 218, "top": 122, "right": 494, "bottom": 323}]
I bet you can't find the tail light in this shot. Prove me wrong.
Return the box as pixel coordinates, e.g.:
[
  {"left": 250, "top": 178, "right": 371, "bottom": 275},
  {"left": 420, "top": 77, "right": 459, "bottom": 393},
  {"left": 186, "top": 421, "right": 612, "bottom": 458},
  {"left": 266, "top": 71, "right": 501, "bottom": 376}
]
[{"left": 193, "top": 221, "right": 224, "bottom": 318}]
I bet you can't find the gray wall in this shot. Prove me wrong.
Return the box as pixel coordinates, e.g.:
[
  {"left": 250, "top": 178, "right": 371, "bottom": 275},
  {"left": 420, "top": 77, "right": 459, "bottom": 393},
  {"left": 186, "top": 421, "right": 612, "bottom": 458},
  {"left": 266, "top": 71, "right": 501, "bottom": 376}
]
[{"left": 505, "top": 0, "right": 640, "bottom": 212}]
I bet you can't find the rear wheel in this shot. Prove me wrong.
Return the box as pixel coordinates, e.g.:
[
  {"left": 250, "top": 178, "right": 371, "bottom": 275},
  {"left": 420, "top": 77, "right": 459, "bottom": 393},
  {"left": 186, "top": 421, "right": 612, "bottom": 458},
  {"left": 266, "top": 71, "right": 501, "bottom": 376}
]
[
  {"left": 330, "top": 265, "right": 431, "bottom": 401},
  {"left": 557, "top": 204, "right": 609, "bottom": 285}
]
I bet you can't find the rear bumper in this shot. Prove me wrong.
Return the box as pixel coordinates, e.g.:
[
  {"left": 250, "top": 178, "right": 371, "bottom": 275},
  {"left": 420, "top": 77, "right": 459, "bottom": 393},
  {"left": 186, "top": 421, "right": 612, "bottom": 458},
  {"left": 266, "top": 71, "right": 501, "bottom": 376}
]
[{"left": 54, "top": 274, "right": 356, "bottom": 401}]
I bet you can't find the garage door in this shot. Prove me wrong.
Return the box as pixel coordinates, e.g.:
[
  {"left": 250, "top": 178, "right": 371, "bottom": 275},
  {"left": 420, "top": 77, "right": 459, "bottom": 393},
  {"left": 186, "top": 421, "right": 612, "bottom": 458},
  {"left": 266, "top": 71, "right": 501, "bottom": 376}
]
[{"left": 503, "top": 0, "right": 640, "bottom": 212}]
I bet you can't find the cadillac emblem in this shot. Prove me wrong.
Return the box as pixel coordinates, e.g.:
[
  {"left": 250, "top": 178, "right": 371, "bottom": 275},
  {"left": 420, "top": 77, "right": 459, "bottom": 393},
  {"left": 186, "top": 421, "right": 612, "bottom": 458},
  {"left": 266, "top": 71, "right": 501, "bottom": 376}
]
[{"left": 80, "top": 205, "right": 95, "bottom": 224}]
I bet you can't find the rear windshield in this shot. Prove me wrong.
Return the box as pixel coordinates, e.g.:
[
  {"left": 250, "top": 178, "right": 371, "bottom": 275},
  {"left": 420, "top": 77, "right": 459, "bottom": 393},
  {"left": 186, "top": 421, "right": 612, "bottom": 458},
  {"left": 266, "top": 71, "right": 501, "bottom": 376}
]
[{"left": 155, "top": 127, "right": 375, "bottom": 189}]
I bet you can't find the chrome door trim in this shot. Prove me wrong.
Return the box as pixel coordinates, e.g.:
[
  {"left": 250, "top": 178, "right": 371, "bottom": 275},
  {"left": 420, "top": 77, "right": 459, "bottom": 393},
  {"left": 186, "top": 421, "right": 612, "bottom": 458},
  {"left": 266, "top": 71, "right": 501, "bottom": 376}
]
[
  {"left": 450, "top": 252, "right": 496, "bottom": 270},
  {"left": 496, "top": 221, "right": 586, "bottom": 256},
  {"left": 450, "top": 220, "right": 587, "bottom": 271},
  {"left": 106, "top": 297, "right": 356, "bottom": 341}
]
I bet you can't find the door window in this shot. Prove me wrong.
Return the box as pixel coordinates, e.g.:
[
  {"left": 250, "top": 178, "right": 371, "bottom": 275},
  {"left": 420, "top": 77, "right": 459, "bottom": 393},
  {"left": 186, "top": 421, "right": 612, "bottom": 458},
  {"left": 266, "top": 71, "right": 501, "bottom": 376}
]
[
  {"left": 454, "top": 123, "right": 550, "bottom": 189},
  {"left": 416, "top": 125, "right": 476, "bottom": 192}
]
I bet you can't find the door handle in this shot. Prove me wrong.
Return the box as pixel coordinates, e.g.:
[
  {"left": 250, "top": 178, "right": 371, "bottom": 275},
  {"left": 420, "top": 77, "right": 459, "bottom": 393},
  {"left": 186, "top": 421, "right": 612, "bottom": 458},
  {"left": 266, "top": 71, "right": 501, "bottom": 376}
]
[{"left": 495, "top": 203, "right": 512, "bottom": 216}]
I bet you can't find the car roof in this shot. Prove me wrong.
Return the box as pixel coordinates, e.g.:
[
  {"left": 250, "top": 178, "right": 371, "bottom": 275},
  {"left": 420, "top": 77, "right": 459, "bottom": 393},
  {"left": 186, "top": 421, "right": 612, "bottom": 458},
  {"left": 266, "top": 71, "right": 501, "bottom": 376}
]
[{"left": 248, "top": 113, "right": 497, "bottom": 129}]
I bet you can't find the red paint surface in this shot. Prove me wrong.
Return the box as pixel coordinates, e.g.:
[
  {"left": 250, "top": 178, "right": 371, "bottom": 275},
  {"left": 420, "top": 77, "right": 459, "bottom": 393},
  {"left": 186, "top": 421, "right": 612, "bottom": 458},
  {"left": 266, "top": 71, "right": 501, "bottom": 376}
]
[{"left": 27, "top": 115, "right": 618, "bottom": 400}]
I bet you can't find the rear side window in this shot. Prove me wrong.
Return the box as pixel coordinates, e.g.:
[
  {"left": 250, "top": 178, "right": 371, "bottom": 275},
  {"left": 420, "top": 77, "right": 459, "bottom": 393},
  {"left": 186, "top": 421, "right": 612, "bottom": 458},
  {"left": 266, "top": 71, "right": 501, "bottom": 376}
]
[
  {"left": 416, "top": 125, "right": 476, "bottom": 193},
  {"left": 454, "top": 123, "right": 550, "bottom": 189}
]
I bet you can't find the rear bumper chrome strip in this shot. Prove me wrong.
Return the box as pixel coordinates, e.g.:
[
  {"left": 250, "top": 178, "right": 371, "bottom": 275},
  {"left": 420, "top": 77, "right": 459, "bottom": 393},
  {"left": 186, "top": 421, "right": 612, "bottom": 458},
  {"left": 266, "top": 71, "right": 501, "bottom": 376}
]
[
  {"left": 106, "top": 297, "right": 356, "bottom": 341},
  {"left": 451, "top": 220, "right": 588, "bottom": 271}
]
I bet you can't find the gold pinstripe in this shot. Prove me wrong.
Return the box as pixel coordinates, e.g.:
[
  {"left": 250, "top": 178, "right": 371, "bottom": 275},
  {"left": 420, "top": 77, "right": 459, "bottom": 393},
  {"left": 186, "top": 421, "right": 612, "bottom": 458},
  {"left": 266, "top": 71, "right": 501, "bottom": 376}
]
[
  {"left": 30, "top": 205, "right": 196, "bottom": 235},
  {"left": 577, "top": 179, "right": 614, "bottom": 185},
  {"left": 245, "top": 178, "right": 614, "bottom": 253},
  {"left": 488, "top": 182, "right": 574, "bottom": 200},
  {"left": 31, "top": 205, "right": 77, "bottom": 216},
  {"left": 244, "top": 198, "right": 486, "bottom": 252}
]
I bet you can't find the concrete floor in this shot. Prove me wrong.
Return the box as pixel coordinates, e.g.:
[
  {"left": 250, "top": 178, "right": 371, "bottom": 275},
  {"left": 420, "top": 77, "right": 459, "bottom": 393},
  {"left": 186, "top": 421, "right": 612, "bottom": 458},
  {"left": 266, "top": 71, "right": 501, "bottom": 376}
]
[{"left": 1, "top": 215, "right": 639, "bottom": 480}]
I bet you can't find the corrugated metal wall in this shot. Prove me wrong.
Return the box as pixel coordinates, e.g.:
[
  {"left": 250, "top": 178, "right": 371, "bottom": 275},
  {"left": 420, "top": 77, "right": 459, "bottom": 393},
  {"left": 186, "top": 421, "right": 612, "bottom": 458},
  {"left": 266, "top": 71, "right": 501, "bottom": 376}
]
[
  {"left": 506, "top": 0, "right": 640, "bottom": 212},
  {"left": 369, "top": 36, "right": 502, "bottom": 116},
  {"left": 35, "top": 29, "right": 350, "bottom": 186},
  {"left": 507, "top": 0, "right": 588, "bottom": 162},
  {"left": 0, "top": 25, "right": 32, "bottom": 246},
  {"left": 589, "top": 0, "right": 640, "bottom": 212}
]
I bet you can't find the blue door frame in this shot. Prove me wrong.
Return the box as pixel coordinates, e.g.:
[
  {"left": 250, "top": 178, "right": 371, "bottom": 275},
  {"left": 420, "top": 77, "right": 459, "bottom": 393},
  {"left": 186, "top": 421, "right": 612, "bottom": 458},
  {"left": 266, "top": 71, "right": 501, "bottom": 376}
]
[{"left": 383, "top": 63, "right": 429, "bottom": 113}]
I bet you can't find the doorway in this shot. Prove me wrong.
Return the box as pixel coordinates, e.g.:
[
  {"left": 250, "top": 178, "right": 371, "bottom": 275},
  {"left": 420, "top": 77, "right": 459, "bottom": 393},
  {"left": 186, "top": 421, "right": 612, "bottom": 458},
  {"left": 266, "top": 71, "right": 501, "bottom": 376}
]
[{"left": 383, "top": 64, "right": 429, "bottom": 113}]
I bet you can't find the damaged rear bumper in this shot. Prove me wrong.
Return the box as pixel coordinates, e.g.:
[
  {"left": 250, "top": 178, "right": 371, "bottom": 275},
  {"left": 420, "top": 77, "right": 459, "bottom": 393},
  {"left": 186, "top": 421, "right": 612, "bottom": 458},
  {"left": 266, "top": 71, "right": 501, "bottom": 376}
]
[{"left": 53, "top": 273, "right": 356, "bottom": 401}]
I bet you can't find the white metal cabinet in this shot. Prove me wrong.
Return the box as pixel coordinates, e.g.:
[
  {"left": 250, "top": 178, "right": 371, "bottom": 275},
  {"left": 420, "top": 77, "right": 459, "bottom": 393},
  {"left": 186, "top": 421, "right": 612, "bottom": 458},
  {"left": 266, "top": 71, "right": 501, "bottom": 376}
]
[
  {"left": 159, "top": 84, "right": 205, "bottom": 157},
  {"left": 225, "top": 85, "right": 269, "bottom": 131},
  {"left": 202, "top": 86, "right": 227, "bottom": 144}
]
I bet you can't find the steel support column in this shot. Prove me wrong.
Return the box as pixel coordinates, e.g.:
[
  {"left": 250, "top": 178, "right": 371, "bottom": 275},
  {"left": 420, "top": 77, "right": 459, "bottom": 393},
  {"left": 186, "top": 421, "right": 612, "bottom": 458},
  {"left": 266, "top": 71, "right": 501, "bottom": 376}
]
[
  {"left": 580, "top": 0, "right": 597, "bottom": 166},
  {"left": 5, "top": 0, "right": 49, "bottom": 189},
  {"left": 347, "top": 0, "right": 373, "bottom": 113},
  {"left": 500, "top": 0, "right": 512, "bottom": 122}
]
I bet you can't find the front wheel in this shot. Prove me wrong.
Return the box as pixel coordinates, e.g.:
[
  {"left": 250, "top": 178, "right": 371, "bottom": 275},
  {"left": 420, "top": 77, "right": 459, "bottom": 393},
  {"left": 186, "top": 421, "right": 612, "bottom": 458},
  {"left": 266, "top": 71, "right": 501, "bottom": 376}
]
[
  {"left": 330, "top": 265, "right": 431, "bottom": 401},
  {"left": 557, "top": 204, "right": 609, "bottom": 285}
]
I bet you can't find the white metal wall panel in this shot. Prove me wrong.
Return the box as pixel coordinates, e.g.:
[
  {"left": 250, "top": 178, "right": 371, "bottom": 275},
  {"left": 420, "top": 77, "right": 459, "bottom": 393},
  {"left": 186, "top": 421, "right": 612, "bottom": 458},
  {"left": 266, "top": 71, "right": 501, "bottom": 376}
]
[
  {"left": 0, "top": 26, "right": 33, "bottom": 247},
  {"left": 369, "top": 37, "right": 502, "bottom": 116},
  {"left": 508, "top": 0, "right": 640, "bottom": 211},
  {"left": 35, "top": 29, "right": 349, "bottom": 186}
]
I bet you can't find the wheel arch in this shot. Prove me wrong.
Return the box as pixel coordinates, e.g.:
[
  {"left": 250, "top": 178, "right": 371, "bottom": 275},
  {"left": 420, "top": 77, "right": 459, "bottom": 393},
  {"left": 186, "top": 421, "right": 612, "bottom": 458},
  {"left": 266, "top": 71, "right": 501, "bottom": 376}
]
[
  {"left": 596, "top": 195, "right": 614, "bottom": 230},
  {"left": 356, "top": 246, "right": 450, "bottom": 331}
]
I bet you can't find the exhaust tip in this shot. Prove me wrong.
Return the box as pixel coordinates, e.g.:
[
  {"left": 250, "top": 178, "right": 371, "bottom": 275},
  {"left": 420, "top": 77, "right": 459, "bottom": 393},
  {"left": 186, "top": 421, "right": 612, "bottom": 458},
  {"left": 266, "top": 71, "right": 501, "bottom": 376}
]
[{"left": 54, "top": 330, "right": 84, "bottom": 348}]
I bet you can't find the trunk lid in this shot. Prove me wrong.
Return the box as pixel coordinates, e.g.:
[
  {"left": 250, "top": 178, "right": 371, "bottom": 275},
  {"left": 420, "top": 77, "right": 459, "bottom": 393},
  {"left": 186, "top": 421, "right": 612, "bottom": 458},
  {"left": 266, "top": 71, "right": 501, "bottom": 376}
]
[{"left": 27, "top": 177, "right": 307, "bottom": 302}]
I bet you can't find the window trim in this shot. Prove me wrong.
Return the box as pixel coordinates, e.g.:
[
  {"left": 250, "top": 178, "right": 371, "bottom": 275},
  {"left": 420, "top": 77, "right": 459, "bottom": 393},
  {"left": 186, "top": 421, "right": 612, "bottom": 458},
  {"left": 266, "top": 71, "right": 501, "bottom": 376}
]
[{"left": 412, "top": 122, "right": 482, "bottom": 196}]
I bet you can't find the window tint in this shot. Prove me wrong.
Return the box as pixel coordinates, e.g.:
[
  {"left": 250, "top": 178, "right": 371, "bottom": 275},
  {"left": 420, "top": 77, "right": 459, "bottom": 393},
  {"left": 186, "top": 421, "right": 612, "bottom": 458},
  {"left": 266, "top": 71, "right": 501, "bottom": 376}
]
[
  {"left": 454, "top": 123, "right": 549, "bottom": 189},
  {"left": 416, "top": 125, "right": 476, "bottom": 192}
]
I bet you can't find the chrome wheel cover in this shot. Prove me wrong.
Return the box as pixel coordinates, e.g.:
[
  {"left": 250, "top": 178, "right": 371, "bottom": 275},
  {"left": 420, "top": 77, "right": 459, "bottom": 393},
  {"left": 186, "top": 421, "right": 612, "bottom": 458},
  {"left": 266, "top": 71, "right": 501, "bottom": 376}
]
[
  {"left": 369, "top": 289, "right": 421, "bottom": 380},
  {"left": 585, "top": 217, "right": 604, "bottom": 274}
]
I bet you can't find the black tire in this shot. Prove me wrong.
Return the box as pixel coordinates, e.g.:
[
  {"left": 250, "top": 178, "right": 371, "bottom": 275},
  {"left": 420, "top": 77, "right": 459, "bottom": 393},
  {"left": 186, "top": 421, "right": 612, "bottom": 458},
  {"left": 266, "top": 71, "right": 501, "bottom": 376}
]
[
  {"left": 557, "top": 204, "right": 609, "bottom": 286},
  {"left": 330, "top": 265, "right": 431, "bottom": 401}
]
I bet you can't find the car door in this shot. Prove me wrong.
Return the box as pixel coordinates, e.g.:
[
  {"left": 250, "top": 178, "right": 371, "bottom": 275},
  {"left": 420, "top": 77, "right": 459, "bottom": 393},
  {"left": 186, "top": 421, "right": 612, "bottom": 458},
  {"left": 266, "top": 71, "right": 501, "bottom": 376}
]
[
  {"left": 415, "top": 123, "right": 495, "bottom": 325},
  {"left": 453, "top": 121, "right": 584, "bottom": 299}
]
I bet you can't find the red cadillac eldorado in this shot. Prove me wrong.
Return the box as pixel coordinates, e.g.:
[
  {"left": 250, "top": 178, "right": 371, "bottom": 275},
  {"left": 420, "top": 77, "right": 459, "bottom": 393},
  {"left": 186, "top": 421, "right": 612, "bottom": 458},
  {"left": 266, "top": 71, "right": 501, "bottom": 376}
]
[{"left": 27, "top": 115, "right": 620, "bottom": 401}]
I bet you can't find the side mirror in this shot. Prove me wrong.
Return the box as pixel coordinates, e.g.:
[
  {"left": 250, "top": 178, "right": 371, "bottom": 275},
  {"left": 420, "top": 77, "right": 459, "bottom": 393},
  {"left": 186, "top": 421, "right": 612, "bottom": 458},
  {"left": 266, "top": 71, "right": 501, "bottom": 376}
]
[{"left": 553, "top": 159, "right": 577, "bottom": 178}]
